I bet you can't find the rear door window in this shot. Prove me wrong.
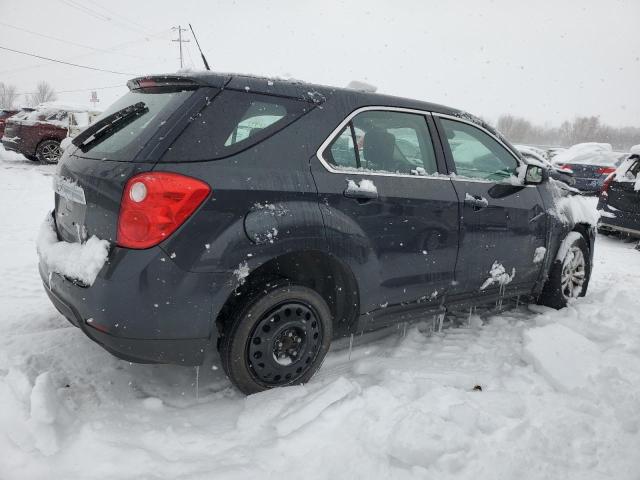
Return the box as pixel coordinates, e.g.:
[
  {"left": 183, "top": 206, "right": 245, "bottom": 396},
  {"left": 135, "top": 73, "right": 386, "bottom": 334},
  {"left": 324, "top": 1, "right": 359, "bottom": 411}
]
[
  {"left": 224, "top": 101, "right": 286, "bottom": 146},
  {"left": 323, "top": 110, "right": 437, "bottom": 175},
  {"left": 162, "top": 90, "right": 312, "bottom": 162}
]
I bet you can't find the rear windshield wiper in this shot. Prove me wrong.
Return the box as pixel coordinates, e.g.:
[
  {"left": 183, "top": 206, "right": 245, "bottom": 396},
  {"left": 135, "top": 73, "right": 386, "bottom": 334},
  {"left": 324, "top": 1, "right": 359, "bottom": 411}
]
[{"left": 73, "top": 102, "right": 149, "bottom": 150}]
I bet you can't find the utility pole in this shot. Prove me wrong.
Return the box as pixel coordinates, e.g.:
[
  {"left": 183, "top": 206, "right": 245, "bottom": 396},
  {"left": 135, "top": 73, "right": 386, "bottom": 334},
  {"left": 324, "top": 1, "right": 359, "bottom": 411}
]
[{"left": 171, "top": 25, "right": 190, "bottom": 69}]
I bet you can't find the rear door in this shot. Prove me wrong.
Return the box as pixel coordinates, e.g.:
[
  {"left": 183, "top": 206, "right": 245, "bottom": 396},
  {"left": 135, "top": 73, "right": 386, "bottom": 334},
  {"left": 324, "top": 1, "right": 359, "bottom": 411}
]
[
  {"left": 311, "top": 108, "right": 459, "bottom": 320},
  {"left": 434, "top": 115, "right": 547, "bottom": 299}
]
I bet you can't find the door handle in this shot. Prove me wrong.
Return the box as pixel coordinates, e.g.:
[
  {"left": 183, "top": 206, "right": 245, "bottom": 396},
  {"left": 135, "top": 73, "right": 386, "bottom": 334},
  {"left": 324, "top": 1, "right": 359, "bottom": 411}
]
[
  {"left": 344, "top": 188, "right": 378, "bottom": 202},
  {"left": 464, "top": 193, "right": 488, "bottom": 211}
]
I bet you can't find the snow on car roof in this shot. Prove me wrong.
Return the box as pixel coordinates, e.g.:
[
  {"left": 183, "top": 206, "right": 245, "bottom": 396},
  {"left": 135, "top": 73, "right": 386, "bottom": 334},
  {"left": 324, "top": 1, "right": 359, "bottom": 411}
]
[{"left": 552, "top": 142, "right": 619, "bottom": 166}]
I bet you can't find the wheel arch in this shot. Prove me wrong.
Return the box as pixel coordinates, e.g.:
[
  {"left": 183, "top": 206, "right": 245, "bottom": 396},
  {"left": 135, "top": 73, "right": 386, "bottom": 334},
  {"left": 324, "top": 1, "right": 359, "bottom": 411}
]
[{"left": 215, "top": 249, "right": 360, "bottom": 341}]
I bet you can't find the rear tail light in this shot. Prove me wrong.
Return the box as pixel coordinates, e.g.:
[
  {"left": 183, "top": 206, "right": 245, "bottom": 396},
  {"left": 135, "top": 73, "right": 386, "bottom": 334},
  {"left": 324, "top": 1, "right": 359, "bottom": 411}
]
[
  {"left": 117, "top": 172, "right": 210, "bottom": 249},
  {"left": 596, "top": 166, "right": 616, "bottom": 176},
  {"left": 600, "top": 172, "right": 615, "bottom": 197}
]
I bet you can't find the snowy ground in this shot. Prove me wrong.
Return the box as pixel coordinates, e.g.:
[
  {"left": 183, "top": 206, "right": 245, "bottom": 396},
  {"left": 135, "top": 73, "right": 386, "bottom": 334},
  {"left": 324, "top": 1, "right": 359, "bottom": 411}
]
[{"left": 0, "top": 146, "right": 639, "bottom": 479}]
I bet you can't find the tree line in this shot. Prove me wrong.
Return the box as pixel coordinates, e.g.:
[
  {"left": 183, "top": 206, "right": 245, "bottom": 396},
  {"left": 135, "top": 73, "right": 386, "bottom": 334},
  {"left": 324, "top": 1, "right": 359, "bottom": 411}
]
[
  {"left": 0, "top": 81, "right": 57, "bottom": 110},
  {"left": 496, "top": 114, "right": 640, "bottom": 151}
]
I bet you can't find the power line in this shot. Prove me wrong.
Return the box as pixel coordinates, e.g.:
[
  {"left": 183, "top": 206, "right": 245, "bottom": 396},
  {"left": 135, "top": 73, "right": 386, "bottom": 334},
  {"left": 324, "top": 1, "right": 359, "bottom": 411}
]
[
  {"left": 0, "top": 45, "right": 136, "bottom": 75},
  {"left": 0, "top": 21, "right": 149, "bottom": 60},
  {"left": 58, "top": 0, "right": 168, "bottom": 40},
  {"left": 0, "top": 29, "right": 174, "bottom": 76},
  {"left": 59, "top": 0, "right": 110, "bottom": 21},
  {"left": 84, "top": 0, "right": 159, "bottom": 37}
]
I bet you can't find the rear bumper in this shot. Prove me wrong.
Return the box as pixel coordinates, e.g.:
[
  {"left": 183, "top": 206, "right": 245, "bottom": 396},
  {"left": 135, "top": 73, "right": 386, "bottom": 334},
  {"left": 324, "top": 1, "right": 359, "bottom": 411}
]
[
  {"left": 597, "top": 200, "right": 640, "bottom": 236},
  {"left": 573, "top": 177, "right": 603, "bottom": 193},
  {"left": 1, "top": 136, "right": 21, "bottom": 153},
  {"left": 42, "top": 283, "right": 209, "bottom": 364},
  {"left": 39, "top": 244, "right": 235, "bottom": 365}
]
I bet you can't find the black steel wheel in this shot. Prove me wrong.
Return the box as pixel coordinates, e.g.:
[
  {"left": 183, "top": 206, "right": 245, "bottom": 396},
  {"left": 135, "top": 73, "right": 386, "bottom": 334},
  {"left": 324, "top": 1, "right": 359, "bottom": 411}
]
[{"left": 220, "top": 282, "right": 332, "bottom": 395}]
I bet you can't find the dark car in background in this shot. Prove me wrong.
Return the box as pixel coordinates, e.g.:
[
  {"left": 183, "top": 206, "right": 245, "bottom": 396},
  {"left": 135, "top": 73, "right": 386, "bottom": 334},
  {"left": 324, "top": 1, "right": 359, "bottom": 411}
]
[
  {"left": 2, "top": 103, "right": 100, "bottom": 164},
  {"left": 598, "top": 153, "right": 640, "bottom": 238},
  {"left": 553, "top": 142, "right": 621, "bottom": 193},
  {"left": 38, "top": 73, "right": 595, "bottom": 394},
  {"left": 0, "top": 109, "right": 19, "bottom": 138}
]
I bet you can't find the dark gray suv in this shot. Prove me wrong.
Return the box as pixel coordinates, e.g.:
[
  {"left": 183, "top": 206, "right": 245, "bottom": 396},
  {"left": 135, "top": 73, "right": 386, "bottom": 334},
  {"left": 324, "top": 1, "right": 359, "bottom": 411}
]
[{"left": 38, "top": 73, "right": 595, "bottom": 394}]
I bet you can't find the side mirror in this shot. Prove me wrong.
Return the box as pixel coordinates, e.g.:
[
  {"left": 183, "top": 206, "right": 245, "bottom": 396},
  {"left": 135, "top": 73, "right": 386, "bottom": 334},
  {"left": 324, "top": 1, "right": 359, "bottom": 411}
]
[{"left": 524, "top": 164, "right": 544, "bottom": 185}]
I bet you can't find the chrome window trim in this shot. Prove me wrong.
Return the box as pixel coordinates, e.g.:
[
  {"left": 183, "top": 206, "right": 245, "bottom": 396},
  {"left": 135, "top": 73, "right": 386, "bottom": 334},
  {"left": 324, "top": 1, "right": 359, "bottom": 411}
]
[
  {"left": 315, "top": 105, "right": 451, "bottom": 181},
  {"left": 315, "top": 105, "right": 533, "bottom": 186}
]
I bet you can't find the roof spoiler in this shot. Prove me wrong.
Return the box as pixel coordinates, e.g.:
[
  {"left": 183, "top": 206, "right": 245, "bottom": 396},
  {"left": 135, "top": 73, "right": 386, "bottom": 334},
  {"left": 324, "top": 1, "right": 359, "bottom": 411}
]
[{"left": 127, "top": 76, "right": 203, "bottom": 91}]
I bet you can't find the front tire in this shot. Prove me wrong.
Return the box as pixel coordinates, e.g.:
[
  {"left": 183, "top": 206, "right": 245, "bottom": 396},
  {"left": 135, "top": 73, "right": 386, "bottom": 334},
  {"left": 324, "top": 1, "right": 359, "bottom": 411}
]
[
  {"left": 538, "top": 234, "right": 590, "bottom": 309},
  {"left": 36, "top": 139, "right": 62, "bottom": 165},
  {"left": 220, "top": 282, "right": 332, "bottom": 395}
]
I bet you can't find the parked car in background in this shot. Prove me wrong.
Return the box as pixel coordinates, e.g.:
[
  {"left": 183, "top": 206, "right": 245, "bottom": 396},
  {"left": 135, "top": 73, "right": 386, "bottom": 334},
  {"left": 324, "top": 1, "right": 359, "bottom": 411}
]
[
  {"left": 39, "top": 72, "right": 595, "bottom": 394},
  {"left": 1, "top": 102, "right": 101, "bottom": 164},
  {"left": 0, "top": 109, "right": 19, "bottom": 139},
  {"left": 515, "top": 144, "right": 548, "bottom": 160},
  {"left": 553, "top": 142, "right": 621, "bottom": 194},
  {"left": 545, "top": 146, "right": 567, "bottom": 161},
  {"left": 598, "top": 149, "right": 640, "bottom": 238},
  {"left": 515, "top": 144, "right": 575, "bottom": 186}
]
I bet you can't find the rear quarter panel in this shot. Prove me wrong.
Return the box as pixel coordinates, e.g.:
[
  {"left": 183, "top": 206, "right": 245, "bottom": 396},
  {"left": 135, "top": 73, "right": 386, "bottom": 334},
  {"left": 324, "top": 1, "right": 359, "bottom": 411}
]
[{"left": 156, "top": 111, "right": 330, "bottom": 282}]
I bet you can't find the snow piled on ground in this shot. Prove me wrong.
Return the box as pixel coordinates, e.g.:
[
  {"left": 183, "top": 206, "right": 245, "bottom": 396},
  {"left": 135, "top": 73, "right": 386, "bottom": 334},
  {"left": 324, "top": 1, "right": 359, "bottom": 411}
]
[{"left": 1, "top": 145, "right": 639, "bottom": 479}]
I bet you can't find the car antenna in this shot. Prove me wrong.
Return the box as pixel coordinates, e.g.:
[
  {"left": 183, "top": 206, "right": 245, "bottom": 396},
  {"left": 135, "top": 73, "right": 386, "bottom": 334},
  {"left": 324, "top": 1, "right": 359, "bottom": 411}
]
[{"left": 189, "top": 23, "right": 211, "bottom": 71}]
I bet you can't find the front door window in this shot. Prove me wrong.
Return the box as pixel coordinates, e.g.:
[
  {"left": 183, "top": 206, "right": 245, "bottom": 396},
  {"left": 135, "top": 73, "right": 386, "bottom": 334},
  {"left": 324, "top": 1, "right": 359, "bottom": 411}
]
[{"left": 440, "top": 118, "right": 519, "bottom": 181}]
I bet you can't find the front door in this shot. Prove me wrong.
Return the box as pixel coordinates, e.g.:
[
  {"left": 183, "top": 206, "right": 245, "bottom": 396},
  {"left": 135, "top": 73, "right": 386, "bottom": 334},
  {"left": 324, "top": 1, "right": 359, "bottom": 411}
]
[
  {"left": 434, "top": 116, "right": 548, "bottom": 298},
  {"left": 311, "top": 108, "right": 460, "bottom": 320}
]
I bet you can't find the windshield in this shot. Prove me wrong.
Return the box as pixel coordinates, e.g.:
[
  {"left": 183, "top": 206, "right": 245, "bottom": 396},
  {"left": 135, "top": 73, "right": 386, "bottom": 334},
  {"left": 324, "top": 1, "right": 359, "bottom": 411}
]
[{"left": 74, "top": 88, "right": 195, "bottom": 161}]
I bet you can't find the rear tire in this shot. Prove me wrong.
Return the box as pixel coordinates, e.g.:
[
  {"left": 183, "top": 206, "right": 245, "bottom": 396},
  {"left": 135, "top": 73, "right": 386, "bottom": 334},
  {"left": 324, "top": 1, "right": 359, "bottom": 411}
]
[
  {"left": 538, "top": 234, "right": 590, "bottom": 309},
  {"left": 36, "top": 139, "right": 62, "bottom": 165},
  {"left": 219, "top": 281, "right": 332, "bottom": 395}
]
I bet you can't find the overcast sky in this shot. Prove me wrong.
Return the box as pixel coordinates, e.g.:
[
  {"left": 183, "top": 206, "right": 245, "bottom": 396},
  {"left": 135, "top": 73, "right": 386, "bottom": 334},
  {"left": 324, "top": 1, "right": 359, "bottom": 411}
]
[{"left": 1, "top": 0, "right": 639, "bottom": 127}]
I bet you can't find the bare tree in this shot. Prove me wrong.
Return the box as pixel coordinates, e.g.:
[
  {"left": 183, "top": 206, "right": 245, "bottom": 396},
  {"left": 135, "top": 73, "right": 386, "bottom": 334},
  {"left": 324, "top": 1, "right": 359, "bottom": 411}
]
[
  {"left": 27, "top": 81, "right": 57, "bottom": 107},
  {"left": 559, "top": 116, "right": 603, "bottom": 145},
  {"left": 497, "top": 115, "right": 534, "bottom": 143},
  {"left": 0, "top": 82, "right": 19, "bottom": 109}
]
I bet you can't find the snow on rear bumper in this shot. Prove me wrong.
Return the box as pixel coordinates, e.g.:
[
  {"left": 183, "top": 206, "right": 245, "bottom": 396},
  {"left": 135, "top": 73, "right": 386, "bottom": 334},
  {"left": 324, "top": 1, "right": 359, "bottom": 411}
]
[{"left": 37, "top": 212, "right": 109, "bottom": 286}]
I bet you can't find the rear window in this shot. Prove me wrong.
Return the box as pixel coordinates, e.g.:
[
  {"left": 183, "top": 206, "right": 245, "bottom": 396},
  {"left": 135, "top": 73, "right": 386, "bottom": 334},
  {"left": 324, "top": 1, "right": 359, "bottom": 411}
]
[
  {"left": 162, "top": 90, "right": 312, "bottom": 162},
  {"left": 75, "top": 88, "right": 195, "bottom": 161}
]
